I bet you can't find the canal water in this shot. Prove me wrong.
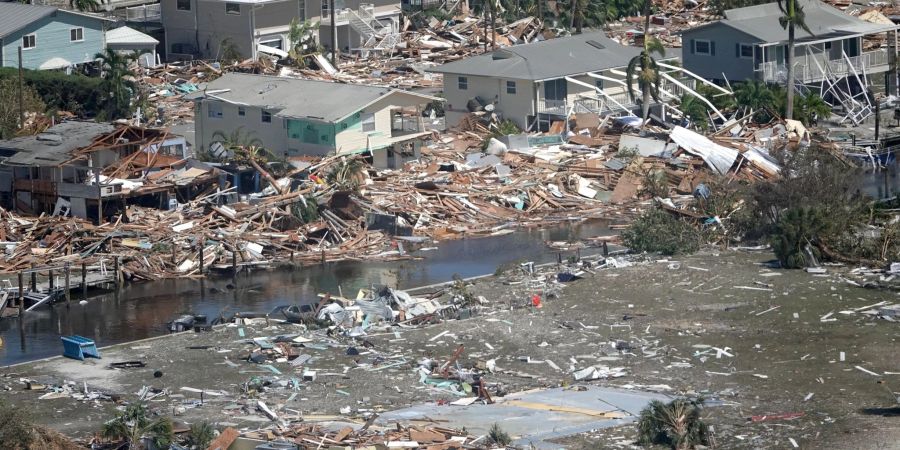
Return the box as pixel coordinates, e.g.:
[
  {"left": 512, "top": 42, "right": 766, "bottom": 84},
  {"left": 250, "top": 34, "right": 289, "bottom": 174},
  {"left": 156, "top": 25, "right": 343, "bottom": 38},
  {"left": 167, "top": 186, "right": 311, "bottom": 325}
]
[{"left": 0, "top": 221, "right": 614, "bottom": 366}]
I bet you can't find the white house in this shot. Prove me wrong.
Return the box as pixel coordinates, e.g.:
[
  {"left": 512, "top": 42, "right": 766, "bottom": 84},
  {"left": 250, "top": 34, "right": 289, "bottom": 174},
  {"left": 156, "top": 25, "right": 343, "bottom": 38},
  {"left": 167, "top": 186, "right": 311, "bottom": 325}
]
[
  {"left": 429, "top": 31, "right": 685, "bottom": 131},
  {"left": 188, "top": 73, "right": 440, "bottom": 168}
]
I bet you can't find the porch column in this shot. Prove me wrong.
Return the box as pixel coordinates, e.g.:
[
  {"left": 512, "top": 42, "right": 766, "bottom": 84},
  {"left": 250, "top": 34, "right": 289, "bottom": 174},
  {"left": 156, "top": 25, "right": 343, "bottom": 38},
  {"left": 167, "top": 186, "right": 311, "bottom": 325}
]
[{"left": 889, "top": 30, "right": 898, "bottom": 96}]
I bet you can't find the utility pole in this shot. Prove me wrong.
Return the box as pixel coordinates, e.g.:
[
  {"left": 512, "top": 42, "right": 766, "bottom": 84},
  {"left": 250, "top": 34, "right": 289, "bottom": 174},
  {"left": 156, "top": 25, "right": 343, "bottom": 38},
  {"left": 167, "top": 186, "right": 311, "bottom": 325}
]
[
  {"left": 536, "top": 0, "right": 542, "bottom": 31},
  {"left": 18, "top": 46, "right": 24, "bottom": 130},
  {"left": 483, "top": 1, "right": 488, "bottom": 52},
  {"left": 329, "top": 0, "right": 338, "bottom": 67}
]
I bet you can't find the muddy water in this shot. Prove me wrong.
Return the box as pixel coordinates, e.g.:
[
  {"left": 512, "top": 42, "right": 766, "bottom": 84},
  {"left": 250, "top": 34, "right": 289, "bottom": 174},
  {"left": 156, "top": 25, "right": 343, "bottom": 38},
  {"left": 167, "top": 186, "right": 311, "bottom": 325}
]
[{"left": 0, "top": 221, "right": 614, "bottom": 365}]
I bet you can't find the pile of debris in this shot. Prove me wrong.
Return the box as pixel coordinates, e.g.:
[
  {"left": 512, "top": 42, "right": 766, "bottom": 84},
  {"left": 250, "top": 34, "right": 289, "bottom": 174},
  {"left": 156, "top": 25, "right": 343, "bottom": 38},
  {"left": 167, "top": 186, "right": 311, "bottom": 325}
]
[{"left": 235, "top": 422, "right": 487, "bottom": 449}]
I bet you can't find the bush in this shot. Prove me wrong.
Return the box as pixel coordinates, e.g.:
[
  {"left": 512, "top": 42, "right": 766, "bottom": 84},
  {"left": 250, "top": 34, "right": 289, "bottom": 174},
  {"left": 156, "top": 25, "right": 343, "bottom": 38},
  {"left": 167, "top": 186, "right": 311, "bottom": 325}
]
[
  {"left": 622, "top": 208, "right": 701, "bottom": 255},
  {"left": 0, "top": 67, "right": 103, "bottom": 116},
  {"left": 771, "top": 207, "right": 826, "bottom": 268}
]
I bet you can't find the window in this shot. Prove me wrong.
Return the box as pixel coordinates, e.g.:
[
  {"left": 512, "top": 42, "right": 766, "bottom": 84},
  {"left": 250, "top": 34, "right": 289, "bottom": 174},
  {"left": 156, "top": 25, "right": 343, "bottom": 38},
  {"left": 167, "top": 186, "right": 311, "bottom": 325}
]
[
  {"left": 259, "top": 38, "right": 282, "bottom": 50},
  {"left": 22, "top": 34, "right": 35, "bottom": 49},
  {"left": 225, "top": 2, "right": 240, "bottom": 14},
  {"left": 238, "top": 107, "right": 245, "bottom": 116},
  {"left": 70, "top": 28, "right": 83, "bottom": 42},
  {"left": 594, "top": 78, "right": 604, "bottom": 90},
  {"left": 738, "top": 43, "right": 753, "bottom": 59},
  {"left": 824, "top": 41, "right": 832, "bottom": 50},
  {"left": 543, "top": 78, "right": 567, "bottom": 101},
  {"left": 207, "top": 102, "right": 223, "bottom": 119},
  {"left": 177, "top": 0, "right": 191, "bottom": 10},
  {"left": 458, "top": 76, "right": 468, "bottom": 90},
  {"left": 693, "top": 39, "right": 712, "bottom": 55},
  {"left": 262, "top": 110, "right": 272, "bottom": 123},
  {"left": 361, "top": 113, "right": 375, "bottom": 132},
  {"left": 506, "top": 80, "right": 516, "bottom": 95}
]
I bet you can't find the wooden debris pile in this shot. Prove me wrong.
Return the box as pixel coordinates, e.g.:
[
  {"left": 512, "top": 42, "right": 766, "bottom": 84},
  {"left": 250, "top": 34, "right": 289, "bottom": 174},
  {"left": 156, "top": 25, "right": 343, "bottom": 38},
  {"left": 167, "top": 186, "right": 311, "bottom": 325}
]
[{"left": 243, "top": 422, "right": 487, "bottom": 449}]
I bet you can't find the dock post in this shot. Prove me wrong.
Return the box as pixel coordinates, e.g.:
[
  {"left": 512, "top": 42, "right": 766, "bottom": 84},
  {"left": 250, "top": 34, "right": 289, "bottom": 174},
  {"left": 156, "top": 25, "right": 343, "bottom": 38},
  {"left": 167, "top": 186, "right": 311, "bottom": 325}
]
[
  {"left": 17, "top": 271, "right": 23, "bottom": 309},
  {"left": 64, "top": 264, "right": 71, "bottom": 306},
  {"left": 198, "top": 239, "right": 204, "bottom": 274},
  {"left": 113, "top": 257, "right": 120, "bottom": 287},
  {"left": 48, "top": 269, "right": 54, "bottom": 292},
  {"left": 290, "top": 250, "right": 294, "bottom": 263},
  {"left": 30, "top": 265, "right": 36, "bottom": 292},
  {"left": 231, "top": 250, "right": 237, "bottom": 276},
  {"left": 172, "top": 241, "right": 177, "bottom": 264},
  {"left": 81, "top": 262, "right": 87, "bottom": 299}
]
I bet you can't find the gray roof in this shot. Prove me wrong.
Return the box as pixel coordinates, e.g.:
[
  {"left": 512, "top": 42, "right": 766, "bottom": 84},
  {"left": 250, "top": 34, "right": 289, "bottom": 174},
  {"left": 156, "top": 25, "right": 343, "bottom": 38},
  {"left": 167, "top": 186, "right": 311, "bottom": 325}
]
[
  {"left": 188, "top": 73, "right": 437, "bottom": 123},
  {"left": 691, "top": 0, "right": 896, "bottom": 45},
  {"left": 0, "top": 121, "right": 116, "bottom": 167},
  {"left": 429, "top": 32, "right": 644, "bottom": 81},
  {"left": 0, "top": 3, "right": 57, "bottom": 38}
]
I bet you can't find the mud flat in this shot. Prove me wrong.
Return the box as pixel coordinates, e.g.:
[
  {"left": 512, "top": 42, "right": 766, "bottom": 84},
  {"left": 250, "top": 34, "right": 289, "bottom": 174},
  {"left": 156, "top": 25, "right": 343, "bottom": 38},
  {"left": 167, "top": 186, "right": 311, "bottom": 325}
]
[{"left": 1, "top": 250, "right": 897, "bottom": 448}]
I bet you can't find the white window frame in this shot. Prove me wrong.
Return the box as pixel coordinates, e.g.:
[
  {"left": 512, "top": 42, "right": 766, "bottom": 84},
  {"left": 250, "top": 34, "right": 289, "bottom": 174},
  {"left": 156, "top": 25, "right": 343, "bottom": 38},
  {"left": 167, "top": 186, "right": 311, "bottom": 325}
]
[
  {"left": 261, "top": 110, "right": 272, "bottom": 123},
  {"left": 361, "top": 113, "right": 376, "bottom": 132},
  {"left": 207, "top": 102, "right": 223, "bottom": 119},
  {"left": 506, "top": 80, "right": 516, "bottom": 95},
  {"left": 22, "top": 34, "right": 36, "bottom": 50},
  {"left": 738, "top": 43, "right": 753, "bottom": 59},
  {"left": 70, "top": 27, "right": 84, "bottom": 42},
  {"left": 694, "top": 39, "right": 712, "bottom": 56},
  {"left": 225, "top": 2, "right": 240, "bottom": 14},
  {"left": 458, "top": 76, "right": 468, "bottom": 90},
  {"left": 176, "top": 0, "right": 191, "bottom": 11}
]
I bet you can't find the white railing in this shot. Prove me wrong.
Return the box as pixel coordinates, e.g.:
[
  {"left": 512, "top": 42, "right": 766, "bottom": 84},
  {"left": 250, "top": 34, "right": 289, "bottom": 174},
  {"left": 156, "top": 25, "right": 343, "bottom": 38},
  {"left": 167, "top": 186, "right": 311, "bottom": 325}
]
[
  {"left": 757, "top": 49, "right": 889, "bottom": 83},
  {"left": 537, "top": 78, "right": 693, "bottom": 116},
  {"left": 125, "top": 3, "right": 160, "bottom": 21}
]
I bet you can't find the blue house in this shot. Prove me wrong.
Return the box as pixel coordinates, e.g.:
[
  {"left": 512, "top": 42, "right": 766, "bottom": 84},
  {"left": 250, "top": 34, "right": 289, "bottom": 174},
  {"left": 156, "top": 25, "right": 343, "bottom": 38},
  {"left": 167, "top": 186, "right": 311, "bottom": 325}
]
[{"left": 0, "top": 3, "right": 112, "bottom": 70}]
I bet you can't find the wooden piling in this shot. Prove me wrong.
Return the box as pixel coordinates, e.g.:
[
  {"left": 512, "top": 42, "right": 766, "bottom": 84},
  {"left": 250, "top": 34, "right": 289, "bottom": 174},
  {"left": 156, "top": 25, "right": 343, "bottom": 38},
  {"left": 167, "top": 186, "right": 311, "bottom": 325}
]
[
  {"left": 17, "top": 271, "right": 23, "bottom": 309},
  {"left": 199, "top": 239, "right": 205, "bottom": 274},
  {"left": 48, "top": 269, "right": 54, "bottom": 291},
  {"left": 113, "top": 257, "right": 120, "bottom": 287},
  {"left": 64, "top": 265, "right": 71, "bottom": 306},
  {"left": 30, "top": 265, "right": 36, "bottom": 292},
  {"left": 81, "top": 262, "right": 87, "bottom": 299},
  {"left": 231, "top": 250, "right": 237, "bottom": 275}
]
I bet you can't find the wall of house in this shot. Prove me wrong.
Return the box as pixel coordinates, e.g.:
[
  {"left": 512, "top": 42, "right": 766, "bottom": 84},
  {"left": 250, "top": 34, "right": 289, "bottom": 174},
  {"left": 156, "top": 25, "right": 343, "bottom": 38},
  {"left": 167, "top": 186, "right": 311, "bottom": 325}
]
[
  {"left": 442, "top": 73, "right": 535, "bottom": 130},
  {"left": 682, "top": 23, "right": 759, "bottom": 82},
  {"left": 1, "top": 11, "right": 106, "bottom": 70},
  {"left": 162, "top": 0, "right": 304, "bottom": 59},
  {"left": 195, "top": 100, "right": 289, "bottom": 156}
]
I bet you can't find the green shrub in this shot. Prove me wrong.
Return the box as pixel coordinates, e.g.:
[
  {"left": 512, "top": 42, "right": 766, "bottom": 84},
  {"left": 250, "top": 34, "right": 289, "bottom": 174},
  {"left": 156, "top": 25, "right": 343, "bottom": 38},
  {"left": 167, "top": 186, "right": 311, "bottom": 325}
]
[
  {"left": 771, "top": 207, "right": 826, "bottom": 268},
  {"left": 622, "top": 208, "right": 700, "bottom": 255},
  {"left": 0, "top": 67, "right": 102, "bottom": 116}
]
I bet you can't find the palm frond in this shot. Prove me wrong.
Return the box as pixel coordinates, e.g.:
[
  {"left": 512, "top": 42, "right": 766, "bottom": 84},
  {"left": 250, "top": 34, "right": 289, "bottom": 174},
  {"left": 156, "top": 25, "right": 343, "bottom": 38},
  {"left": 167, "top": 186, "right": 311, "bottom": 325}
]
[
  {"left": 625, "top": 55, "right": 640, "bottom": 102},
  {"left": 646, "top": 37, "right": 666, "bottom": 58}
]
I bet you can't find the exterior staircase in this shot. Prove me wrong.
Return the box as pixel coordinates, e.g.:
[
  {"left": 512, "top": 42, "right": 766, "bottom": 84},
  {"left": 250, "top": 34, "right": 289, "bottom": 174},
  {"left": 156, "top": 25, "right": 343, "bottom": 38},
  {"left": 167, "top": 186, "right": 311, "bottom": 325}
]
[{"left": 347, "top": 4, "right": 400, "bottom": 53}]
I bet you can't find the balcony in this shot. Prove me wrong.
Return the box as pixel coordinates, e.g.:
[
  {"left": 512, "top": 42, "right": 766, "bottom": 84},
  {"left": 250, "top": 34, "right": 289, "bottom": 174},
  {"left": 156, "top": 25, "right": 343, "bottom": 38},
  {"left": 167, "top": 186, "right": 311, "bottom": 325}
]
[
  {"left": 537, "top": 78, "right": 692, "bottom": 116},
  {"left": 124, "top": 3, "right": 161, "bottom": 22},
  {"left": 756, "top": 49, "right": 889, "bottom": 83}
]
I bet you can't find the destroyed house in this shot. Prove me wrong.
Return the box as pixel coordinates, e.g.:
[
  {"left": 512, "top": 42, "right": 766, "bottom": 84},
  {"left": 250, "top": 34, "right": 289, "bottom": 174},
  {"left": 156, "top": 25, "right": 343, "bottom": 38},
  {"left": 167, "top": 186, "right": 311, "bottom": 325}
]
[
  {"left": 681, "top": 0, "right": 899, "bottom": 85},
  {"left": 188, "top": 73, "right": 441, "bottom": 169},
  {"left": 429, "top": 31, "right": 684, "bottom": 131},
  {"left": 161, "top": 0, "right": 400, "bottom": 61},
  {"left": 0, "top": 122, "right": 217, "bottom": 220}
]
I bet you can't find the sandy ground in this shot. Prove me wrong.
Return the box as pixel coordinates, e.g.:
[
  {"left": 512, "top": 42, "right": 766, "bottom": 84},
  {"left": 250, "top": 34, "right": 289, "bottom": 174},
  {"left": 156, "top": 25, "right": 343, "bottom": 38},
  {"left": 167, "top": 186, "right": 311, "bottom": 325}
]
[{"left": 1, "top": 250, "right": 898, "bottom": 448}]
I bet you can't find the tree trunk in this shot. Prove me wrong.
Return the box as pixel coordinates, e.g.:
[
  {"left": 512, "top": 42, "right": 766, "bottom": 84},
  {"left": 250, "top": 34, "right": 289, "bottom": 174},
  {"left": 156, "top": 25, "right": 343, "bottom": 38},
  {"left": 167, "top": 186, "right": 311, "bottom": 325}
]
[
  {"left": 785, "top": 24, "right": 795, "bottom": 120},
  {"left": 641, "top": 88, "right": 651, "bottom": 129},
  {"left": 490, "top": 0, "right": 496, "bottom": 50},
  {"left": 536, "top": 0, "right": 542, "bottom": 30}
]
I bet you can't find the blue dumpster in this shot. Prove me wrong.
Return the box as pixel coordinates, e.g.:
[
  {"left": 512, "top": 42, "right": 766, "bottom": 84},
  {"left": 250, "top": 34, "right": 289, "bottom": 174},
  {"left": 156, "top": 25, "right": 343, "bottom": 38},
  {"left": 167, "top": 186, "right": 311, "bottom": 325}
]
[{"left": 61, "top": 335, "right": 100, "bottom": 360}]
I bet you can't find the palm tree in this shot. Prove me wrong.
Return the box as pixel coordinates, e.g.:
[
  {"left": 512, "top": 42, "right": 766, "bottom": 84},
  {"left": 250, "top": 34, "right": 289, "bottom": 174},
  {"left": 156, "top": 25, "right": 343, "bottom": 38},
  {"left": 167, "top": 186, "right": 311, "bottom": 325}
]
[
  {"left": 794, "top": 92, "right": 831, "bottom": 126},
  {"left": 777, "top": 0, "right": 812, "bottom": 120},
  {"left": 211, "top": 128, "right": 286, "bottom": 193},
  {"left": 94, "top": 48, "right": 136, "bottom": 121},
  {"left": 679, "top": 94, "right": 710, "bottom": 130},
  {"left": 102, "top": 403, "right": 173, "bottom": 449},
  {"left": 186, "top": 422, "right": 216, "bottom": 449},
  {"left": 625, "top": 0, "right": 665, "bottom": 129},
  {"left": 71, "top": 0, "right": 100, "bottom": 12},
  {"left": 733, "top": 79, "right": 776, "bottom": 121},
  {"left": 637, "top": 398, "right": 710, "bottom": 449}
]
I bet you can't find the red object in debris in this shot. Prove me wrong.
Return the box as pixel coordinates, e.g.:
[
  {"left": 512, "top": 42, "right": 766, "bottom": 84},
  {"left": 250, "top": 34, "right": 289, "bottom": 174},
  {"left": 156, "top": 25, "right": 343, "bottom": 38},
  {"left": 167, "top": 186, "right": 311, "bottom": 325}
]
[
  {"left": 436, "top": 399, "right": 448, "bottom": 406},
  {"left": 750, "top": 412, "right": 805, "bottom": 422},
  {"left": 532, "top": 294, "right": 542, "bottom": 308}
]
